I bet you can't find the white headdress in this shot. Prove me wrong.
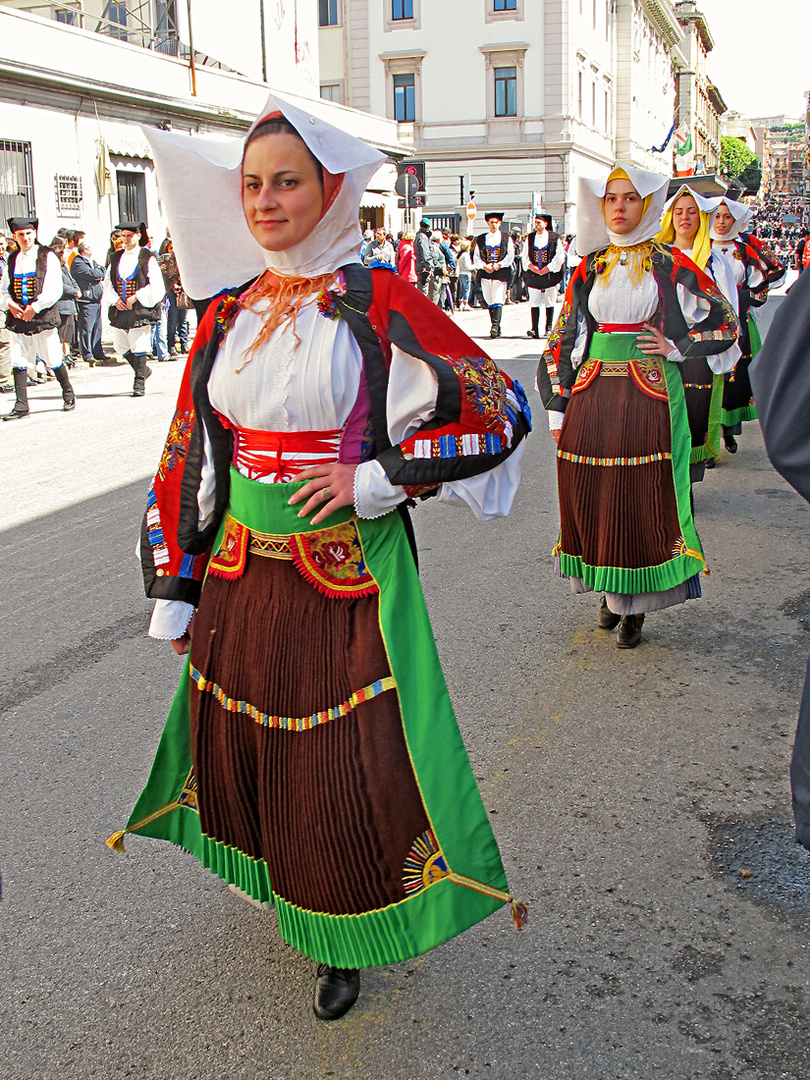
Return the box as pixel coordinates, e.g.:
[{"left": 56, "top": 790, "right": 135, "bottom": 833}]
[
  {"left": 576, "top": 165, "right": 669, "bottom": 256},
  {"left": 142, "top": 92, "right": 387, "bottom": 299},
  {"left": 709, "top": 196, "right": 754, "bottom": 242}
]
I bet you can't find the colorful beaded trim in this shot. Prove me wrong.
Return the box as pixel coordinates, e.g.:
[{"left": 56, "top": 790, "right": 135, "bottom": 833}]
[
  {"left": 189, "top": 665, "right": 397, "bottom": 732},
  {"left": 557, "top": 451, "right": 672, "bottom": 467}
]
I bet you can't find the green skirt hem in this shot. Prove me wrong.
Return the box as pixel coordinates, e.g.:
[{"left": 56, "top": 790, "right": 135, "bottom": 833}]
[
  {"left": 559, "top": 551, "right": 704, "bottom": 594},
  {"left": 721, "top": 405, "right": 758, "bottom": 426}
]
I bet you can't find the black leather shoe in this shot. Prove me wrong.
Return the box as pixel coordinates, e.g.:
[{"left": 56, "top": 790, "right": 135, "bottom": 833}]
[
  {"left": 723, "top": 434, "right": 738, "bottom": 453},
  {"left": 616, "top": 614, "right": 645, "bottom": 648},
  {"left": 313, "top": 965, "right": 360, "bottom": 1021},
  {"left": 526, "top": 329, "right": 539, "bottom": 338},
  {"left": 598, "top": 596, "right": 621, "bottom": 630}
]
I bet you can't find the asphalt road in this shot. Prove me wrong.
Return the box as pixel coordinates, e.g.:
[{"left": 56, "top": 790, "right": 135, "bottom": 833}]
[{"left": 2, "top": 288, "right": 809, "bottom": 1080}]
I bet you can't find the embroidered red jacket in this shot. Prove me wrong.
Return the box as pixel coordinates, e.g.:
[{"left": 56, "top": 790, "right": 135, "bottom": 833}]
[
  {"left": 536, "top": 245, "right": 739, "bottom": 414},
  {"left": 140, "top": 264, "right": 531, "bottom": 605}
]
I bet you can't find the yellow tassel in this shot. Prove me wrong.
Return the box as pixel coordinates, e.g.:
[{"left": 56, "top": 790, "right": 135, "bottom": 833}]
[
  {"left": 106, "top": 830, "right": 127, "bottom": 852},
  {"left": 510, "top": 898, "right": 529, "bottom": 929}
]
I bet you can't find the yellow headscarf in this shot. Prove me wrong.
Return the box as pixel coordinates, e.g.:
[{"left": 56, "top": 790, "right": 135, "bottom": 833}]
[
  {"left": 597, "top": 168, "right": 656, "bottom": 285},
  {"left": 656, "top": 191, "right": 712, "bottom": 270}
]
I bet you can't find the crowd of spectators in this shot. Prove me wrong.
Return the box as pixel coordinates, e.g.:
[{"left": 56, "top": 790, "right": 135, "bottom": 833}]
[
  {"left": 749, "top": 195, "right": 808, "bottom": 267},
  {"left": 0, "top": 224, "right": 193, "bottom": 393}
]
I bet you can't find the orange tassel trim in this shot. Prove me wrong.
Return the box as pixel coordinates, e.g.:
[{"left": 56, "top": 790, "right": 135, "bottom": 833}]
[{"left": 237, "top": 268, "right": 339, "bottom": 369}]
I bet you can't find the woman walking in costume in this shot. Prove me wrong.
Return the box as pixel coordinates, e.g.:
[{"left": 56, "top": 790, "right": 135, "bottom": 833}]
[
  {"left": 655, "top": 186, "right": 740, "bottom": 483},
  {"left": 536, "top": 166, "right": 738, "bottom": 648},
  {"left": 710, "top": 197, "right": 782, "bottom": 454},
  {"left": 107, "top": 95, "right": 531, "bottom": 1021}
]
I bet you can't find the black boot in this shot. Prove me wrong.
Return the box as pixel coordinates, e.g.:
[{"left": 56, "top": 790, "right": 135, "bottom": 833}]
[
  {"left": 3, "top": 368, "right": 29, "bottom": 420},
  {"left": 545, "top": 306, "right": 555, "bottom": 335},
  {"left": 131, "top": 353, "right": 152, "bottom": 397},
  {"left": 722, "top": 426, "right": 738, "bottom": 453},
  {"left": 617, "top": 613, "right": 645, "bottom": 649},
  {"left": 313, "top": 965, "right": 360, "bottom": 1021},
  {"left": 527, "top": 307, "right": 540, "bottom": 338},
  {"left": 54, "top": 364, "right": 75, "bottom": 411},
  {"left": 489, "top": 307, "right": 502, "bottom": 338}
]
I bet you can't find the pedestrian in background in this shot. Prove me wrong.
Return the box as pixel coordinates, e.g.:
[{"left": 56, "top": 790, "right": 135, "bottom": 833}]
[
  {"left": 414, "top": 216, "right": 433, "bottom": 296},
  {"left": 456, "top": 239, "right": 473, "bottom": 309},
  {"left": 0, "top": 231, "right": 11, "bottom": 393},
  {"left": 362, "top": 227, "right": 395, "bottom": 268},
  {"left": 1, "top": 216, "right": 76, "bottom": 419},
  {"left": 71, "top": 240, "right": 106, "bottom": 366},
  {"left": 50, "top": 237, "right": 82, "bottom": 368},
  {"left": 396, "top": 231, "right": 417, "bottom": 284}
]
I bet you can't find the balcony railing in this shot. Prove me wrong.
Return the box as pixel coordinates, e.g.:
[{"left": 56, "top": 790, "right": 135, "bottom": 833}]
[{"left": 3, "top": 1, "right": 238, "bottom": 72}]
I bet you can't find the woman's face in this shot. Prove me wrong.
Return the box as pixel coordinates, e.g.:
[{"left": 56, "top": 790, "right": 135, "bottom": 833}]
[
  {"left": 242, "top": 132, "right": 324, "bottom": 252},
  {"left": 713, "top": 203, "right": 735, "bottom": 237},
  {"left": 603, "top": 179, "right": 644, "bottom": 235},
  {"left": 672, "top": 194, "right": 700, "bottom": 244}
]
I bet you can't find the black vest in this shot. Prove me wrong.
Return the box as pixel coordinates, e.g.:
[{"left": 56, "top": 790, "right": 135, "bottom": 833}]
[
  {"left": 109, "top": 248, "right": 161, "bottom": 329},
  {"left": 475, "top": 233, "right": 512, "bottom": 282},
  {"left": 525, "top": 231, "right": 564, "bottom": 290},
  {"left": 6, "top": 245, "right": 61, "bottom": 336}
]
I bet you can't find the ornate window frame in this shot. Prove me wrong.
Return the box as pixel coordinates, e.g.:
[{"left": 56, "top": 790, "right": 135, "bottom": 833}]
[
  {"left": 380, "top": 50, "right": 426, "bottom": 125},
  {"left": 485, "top": 0, "right": 524, "bottom": 23},
  {"left": 479, "top": 41, "right": 529, "bottom": 123},
  {"left": 384, "top": 0, "right": 422, "bottom": 33}
]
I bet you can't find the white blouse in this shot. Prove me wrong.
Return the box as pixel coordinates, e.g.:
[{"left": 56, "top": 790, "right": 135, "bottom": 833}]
[
  {"left": 542, "top": 259, "right": 739, "bottom": 431},
  {"left": 149, "top": 298, "right": 525, "bottom": 638}
]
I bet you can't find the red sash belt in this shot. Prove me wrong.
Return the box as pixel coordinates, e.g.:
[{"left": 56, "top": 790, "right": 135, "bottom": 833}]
[
  {"left": 216, "top": 414, "right": 340, "bottom": 482},
  {"left": 597, "top": 322, "right": 648, "bottom": 333}
]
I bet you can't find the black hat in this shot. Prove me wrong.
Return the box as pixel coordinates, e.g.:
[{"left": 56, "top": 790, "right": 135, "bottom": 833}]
[
  {"left": 485, "top": 211, "right": 504, "bottom": 222},
  {"left": 116, "top": 221, "right": 149, "bottom": 247},
  {"left": 534, "top": 212, "right": 553, "bottom": 229},
  {"left": 8, "top": 216, "right": 38, "bottom": 234}
]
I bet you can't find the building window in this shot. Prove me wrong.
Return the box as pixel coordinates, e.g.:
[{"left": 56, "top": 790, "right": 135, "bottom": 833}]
[
  {"left": 320, "top": 82, "right": 344, "bottom": 104},
  {"left": 154, "top": 1, "right": 179, "bottom": 56},
  {"left": 55, "top": 174, "right": 83, "bottom": 217},
  {"left": 318, "top": 0, "right": 340, "bottom": 27},
  {"left": 116, "top": 170, "right": 147, "bottom": 226},
  {"left": 56, "top": 9, "right": 77, "bottom": 23},
  {"left": 486, "top": 0, "right": 523, "bottom": 21},
  {"left": 392, "top": 0, "right": 414, "bottom": 18},
  {"left": 578, "top": 71, "right": 583, "bottom": 118},
  {"left": 591, "top": 81, "right": 596, "bottom": 127},
  {"left": 106, "top": 3, "right": 128, "bottom": 40},
  {"left": 494, "top": 67, "right": 517, "bottom": 117},
  {"left": 393, "top": 73, "right": 415, "bottom": 122},
  {"left": 0, "top": 140, "right": 35, "bottom": 224}
]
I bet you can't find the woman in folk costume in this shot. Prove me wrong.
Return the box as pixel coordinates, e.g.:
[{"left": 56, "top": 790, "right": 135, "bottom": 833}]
[
  {"left": 472, "top": 211, "right": 515, "bottom": 338},
  {"left": 710, "top": 197, "right": 778, "bottom": 453},
  {"left": 107, "top": 94, "right": 531, "bottom": 1021},
  {"left": 536, "top": 166, "right": 738, "bottom": 649},
  {"left": 655, "top": 185, "right": 740, "bottom": 483}
]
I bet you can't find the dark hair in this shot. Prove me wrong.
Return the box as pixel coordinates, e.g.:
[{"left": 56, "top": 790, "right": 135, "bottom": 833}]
[
  {"left": 243, "top": 117, "right": 324, "bottom": 188},
  {"left": 50, "top": 238, "right": 66, "bottom": 257},
  {"left": 70, "top": 230, "right": 85, "bottom": 244}
]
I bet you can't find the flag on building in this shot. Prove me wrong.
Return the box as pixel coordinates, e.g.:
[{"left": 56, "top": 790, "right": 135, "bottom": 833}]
[
  {"left": 95, "top": 138, "right": 115, "bottom": 196},
  {"left": 674, "top": 122, "right": 694, "bottom": 177}
]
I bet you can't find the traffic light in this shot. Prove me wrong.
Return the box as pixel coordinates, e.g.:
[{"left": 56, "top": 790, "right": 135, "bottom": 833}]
[{"left": 397, "top": 160, "right": 426, "bottom": 193}]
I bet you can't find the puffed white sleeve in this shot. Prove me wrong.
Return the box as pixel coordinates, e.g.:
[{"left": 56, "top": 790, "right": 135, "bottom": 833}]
[
  {"left": 549, "top": 240, "right": 567, "bottom": 273},
  {"left": 472, "top": 241, "right": 484, "bottom": 270},
  {"left": 704, "top": 251, "right": 741, "bottom": 375},
  {"left": 147, "top": 426, "right": 217, "bottom": 640},
  {"left": 500, "top": 237, "right": 515, "bottom": 270},
  {"left": 134, "top": 254, "right": 166, "bottom": 308},
  {"left": 0, "top": 265, "right": 11, "bottom": 312},
  {"left": 101, "top": 266, "right": 117, "bottom": 309},
  {"left": 354, "top": 345, "right": 523, "bottom": 521}
]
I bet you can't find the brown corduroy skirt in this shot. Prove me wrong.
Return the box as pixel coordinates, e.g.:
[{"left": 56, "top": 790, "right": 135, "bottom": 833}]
[{"left": 188, "top": 553, "right": 431, "bottom": 918}]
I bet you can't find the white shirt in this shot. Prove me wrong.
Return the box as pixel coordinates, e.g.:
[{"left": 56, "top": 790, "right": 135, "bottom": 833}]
[
  {"left": 102, "top": 247, "right": 165, "bottom": 310},
  {"left": 0, "top": 247, "right": 62, "bottom": 314}
]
